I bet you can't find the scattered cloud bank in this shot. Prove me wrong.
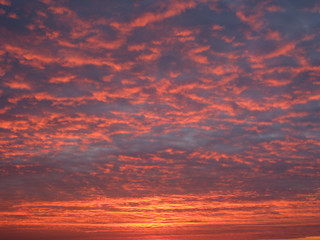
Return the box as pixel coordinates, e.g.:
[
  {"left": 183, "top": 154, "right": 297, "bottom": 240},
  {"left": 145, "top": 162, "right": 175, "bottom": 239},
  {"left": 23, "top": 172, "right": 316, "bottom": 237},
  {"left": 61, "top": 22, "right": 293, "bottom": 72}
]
[{"left": 0, "top": 0, "right": 319, "bottom": 239}]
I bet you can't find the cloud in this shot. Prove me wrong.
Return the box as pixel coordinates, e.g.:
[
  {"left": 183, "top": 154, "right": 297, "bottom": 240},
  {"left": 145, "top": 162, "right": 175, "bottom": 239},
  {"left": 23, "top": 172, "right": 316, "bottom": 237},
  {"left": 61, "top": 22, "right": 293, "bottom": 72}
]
[{"left": 0, "top": 0, "right": 320, "bottom": 240}]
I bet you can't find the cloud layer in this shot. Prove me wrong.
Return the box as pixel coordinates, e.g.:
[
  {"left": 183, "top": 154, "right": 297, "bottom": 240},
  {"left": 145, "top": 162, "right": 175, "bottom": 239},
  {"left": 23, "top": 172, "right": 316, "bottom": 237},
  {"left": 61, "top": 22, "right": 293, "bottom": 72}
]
[{"left": 0, "top": 0, "right": 320, "bottom": 239}]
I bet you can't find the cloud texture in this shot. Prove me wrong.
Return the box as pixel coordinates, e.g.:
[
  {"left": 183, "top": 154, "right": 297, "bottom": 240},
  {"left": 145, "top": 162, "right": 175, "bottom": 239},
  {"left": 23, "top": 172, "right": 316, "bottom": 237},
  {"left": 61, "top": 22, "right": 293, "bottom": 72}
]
[{"left": 0, "top": 0, "right": 320, "bottom": 239}]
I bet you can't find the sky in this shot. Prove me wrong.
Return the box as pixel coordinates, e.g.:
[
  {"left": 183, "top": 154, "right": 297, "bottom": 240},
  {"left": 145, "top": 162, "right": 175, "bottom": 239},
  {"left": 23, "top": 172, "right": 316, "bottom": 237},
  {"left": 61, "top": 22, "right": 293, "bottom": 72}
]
[{"left": 0, "top": 0, "right": 320, "bottom": 239}]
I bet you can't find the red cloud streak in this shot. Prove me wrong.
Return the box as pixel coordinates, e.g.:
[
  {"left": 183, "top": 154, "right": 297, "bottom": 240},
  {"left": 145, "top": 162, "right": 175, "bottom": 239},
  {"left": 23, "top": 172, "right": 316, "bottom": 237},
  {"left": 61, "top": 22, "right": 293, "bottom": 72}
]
[{"left": 0, "top": 0, "right": 320, "bottom": 239}]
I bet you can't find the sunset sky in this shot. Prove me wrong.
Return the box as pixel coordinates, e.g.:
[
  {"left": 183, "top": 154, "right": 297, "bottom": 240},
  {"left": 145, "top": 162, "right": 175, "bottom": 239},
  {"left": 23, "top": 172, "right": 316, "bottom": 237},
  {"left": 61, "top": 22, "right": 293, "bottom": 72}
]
[{"left": 0, "top": 0, "right": 320, "bottom": 239}]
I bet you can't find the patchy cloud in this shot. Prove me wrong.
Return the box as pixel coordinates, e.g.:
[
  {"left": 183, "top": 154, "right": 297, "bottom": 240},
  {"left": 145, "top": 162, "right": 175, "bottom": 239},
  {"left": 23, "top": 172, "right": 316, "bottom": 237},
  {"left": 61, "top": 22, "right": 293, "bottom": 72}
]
[{"left": 0, "top": 0, "right": 320, "bottom": 239}]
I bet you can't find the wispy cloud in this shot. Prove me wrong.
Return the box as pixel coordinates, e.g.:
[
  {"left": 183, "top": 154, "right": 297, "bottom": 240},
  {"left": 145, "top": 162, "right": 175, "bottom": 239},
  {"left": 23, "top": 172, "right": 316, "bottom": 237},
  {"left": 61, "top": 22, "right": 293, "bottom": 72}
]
[{"left": 0, "top": 0, "right": 319, "bottom": 239}]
